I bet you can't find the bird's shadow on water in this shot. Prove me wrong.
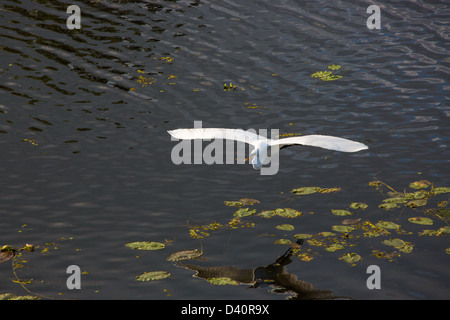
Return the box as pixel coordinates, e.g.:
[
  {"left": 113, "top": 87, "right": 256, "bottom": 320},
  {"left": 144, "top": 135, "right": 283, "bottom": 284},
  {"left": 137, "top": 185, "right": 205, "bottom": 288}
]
[{"left": 177, "top": 240, "right": 352, "bottom": 300}]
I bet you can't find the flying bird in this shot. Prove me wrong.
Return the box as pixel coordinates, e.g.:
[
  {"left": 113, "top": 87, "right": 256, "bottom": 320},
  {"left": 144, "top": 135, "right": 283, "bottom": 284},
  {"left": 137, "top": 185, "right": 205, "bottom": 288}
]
[{"left": 168, "top": 128, "right": 368, "bottom": 169}]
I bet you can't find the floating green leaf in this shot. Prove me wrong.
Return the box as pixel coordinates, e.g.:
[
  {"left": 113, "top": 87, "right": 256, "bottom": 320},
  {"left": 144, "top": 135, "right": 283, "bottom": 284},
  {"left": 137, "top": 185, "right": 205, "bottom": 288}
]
[
  {"left": 317, "top": 232, "right": 336, "bottom": 237},
  {"left": 327, "top": 64, "right": 341, "bottom": 70},
  {"left": 125, "top": 241, "right": 165, "bottom": 250},
  {"left": 275, "top": 208, "right": 302, "bottom": 218},
  {"left": 383, "top": 197, "right": 407, "bottom": 203},
  {"left": 349, "top": 202, "right": 368, "bottom": 210},
  {"left": 339, "top": 253, "right": 361, "bottom": 264},
  {"left": 239, "top": 198, "right": 260, "bottom": 205},
  {"left": 405, "top": 199, "right": 427, "bottom": 208},
  {"left": 294, "top": 233, "right": 313, "bottom": 239},
  {"left": 291, "top": 187, "right": 320, "bottom": 195},
  {"left": 378, "top": 202, "right": 399, "bottom": 210},
  {"left": 224, "top": 201, "right": 242, "bottom": 207},
  {"left": 136, "top": 271, "right": 170, "bottom": 281},
  {"left": 332, "top": 225, "right": 355, "bottom": 233},
  {"left": 399, "top": 243, "right": 414, "bottom": 253},
  {"left": 376, "top": 221, "right": 401, "bottom": 230},
  {"left": 276, "top": 224, "right": 295, "bottom": 231},
  {"left": 275, "top": 239, "right": 292, "bottom": 245},
  {"left": 207, "top": 277, "right": 239, "bottom": 285},
  {"left": 408, "top": 217, "right": 433, "bottom": 225},
  {"left": 325, "top": 244, "right": 344, "bottom": 252},
  {"left": 167, "top": 249, "right": 202, "bottom": 262},
  {"left": 320, "top": 75, "right": 343, "bottom": 81},
  {"left": 258, "top": 210, "right": 276, "bottom": 218},
  {"left": 331, "top": 209, "right": 353, "bottom": 216},
  {"left": 409, "top": 180, "right": 432, "bottom": 189},
  {"left": 432, "top": 187, "right": 450, "bottom": 195},
  {"left": 0, "top": 293, "right": 39, "bottom": 300},
  {"left": 233, "top": 207, "right": 256, "bottom": 217},
  {"left": 419, "top": 226, "right": 450, "bottom": 236},
  {"left": 342, "top": 218, "right": 361, "bottom": 225},
  {"left": 311, "top": 71, "right": 332, "bottom": 78},
  {"left": 382, "top": 238, "right": 405, "bottom": 248}
]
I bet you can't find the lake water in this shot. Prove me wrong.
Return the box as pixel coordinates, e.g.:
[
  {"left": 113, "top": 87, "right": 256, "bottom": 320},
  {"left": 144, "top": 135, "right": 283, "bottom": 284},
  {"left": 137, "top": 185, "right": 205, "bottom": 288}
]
[{"left": 0, "top": 0, "right": 448, "bottom": 300}]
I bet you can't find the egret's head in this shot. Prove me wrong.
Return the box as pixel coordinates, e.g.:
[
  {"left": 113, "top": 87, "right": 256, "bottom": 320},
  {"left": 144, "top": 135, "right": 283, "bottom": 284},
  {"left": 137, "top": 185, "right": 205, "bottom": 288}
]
[{"left": 250, "top": 141, "right": 270, "bottom": 169}]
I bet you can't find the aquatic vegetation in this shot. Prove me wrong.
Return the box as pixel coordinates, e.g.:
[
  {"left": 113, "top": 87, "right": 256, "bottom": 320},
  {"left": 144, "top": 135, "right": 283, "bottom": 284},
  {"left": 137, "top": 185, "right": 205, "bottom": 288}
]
[
  {"left": 122, "top": 178, "right": 448, "bottom": 287},
  {"left": 207, "top": 277, "right": 239, "bottom": 285},
  {"left": 233, "top": 207, "right": 256, "bottom": 217},
  {"left": 0, "top": 293, "right": 39, "bottom": 300},
  {"left": 291, "top": 186, "right": 341, "bottom": 195},
  {"left": 223, "top": 83, "right": 238, "bottom": 91},
  {"left": 311, "top": 65, "right": 343, "bottom": 81},
  {"left": 331, "top": 209, "right": 354, "bottom": 216},
  {"left": 276, "top": 224, "right": 295, "bottom": 231},
  {"left": 339, "top": 253, "right": 362, "bottom": 265},
  {"left": 136, "top": 271, "right": 171, "bottom": 282},
  {"left": 22, "top": 138, "right": 38, "bottom": 146},
  {"left": 125, "top": 241, "right": 165, "bottom": 250},
  {"left": 167, "top": 249, "right": 202, "bottom": 262}
]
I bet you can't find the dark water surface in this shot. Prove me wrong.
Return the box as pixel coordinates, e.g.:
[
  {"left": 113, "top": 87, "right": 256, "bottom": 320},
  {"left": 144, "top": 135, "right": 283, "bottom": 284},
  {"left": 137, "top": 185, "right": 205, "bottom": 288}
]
[{"left": 0, "top": 0, "right": 448, "bottom": 299}]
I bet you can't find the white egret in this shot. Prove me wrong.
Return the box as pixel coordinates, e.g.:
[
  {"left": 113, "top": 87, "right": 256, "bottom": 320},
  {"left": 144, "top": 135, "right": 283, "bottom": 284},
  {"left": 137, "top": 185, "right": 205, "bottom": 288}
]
[{"left": 168, "top": 128, "right": 368, "bottom": 169}]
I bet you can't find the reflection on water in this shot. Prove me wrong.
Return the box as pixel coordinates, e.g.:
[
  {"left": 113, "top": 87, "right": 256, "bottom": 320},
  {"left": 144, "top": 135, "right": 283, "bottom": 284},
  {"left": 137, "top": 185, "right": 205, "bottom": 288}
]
[
  {"left": 181, "top": 239, "right": 344, "bottom": 300},
  {"left": 0, "top": 0, "right": 448, "bottom": 299}
]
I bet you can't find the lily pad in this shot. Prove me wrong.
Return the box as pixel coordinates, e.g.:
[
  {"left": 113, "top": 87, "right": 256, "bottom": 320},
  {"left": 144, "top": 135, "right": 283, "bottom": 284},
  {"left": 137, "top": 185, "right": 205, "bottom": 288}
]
[
  {"left": 339, "top": 253, "right": 362, "bottom": 264},
  {"left": 325, "top": 244, "right": 344, "bottom": 252},
  {"left": 224, "top": 201, "right": 242, "bottom": 207},
  {"left": 258, "top": 210, "right": 276, "bottom": 218},
  {"left": 331, "top": 209, "right": 353, "bottom": 216},
  {"left": 233, "top": 208, "right": 256, "bottom": 217},
  {"left": 378, "top": 202, "right": 399, "bottom": 210},
  {"left": 317, "top": 232, "right": 336, "bottom": 237},
  {"left": 342, "top": 218, "right": 361, "bottom": 225},
  {"left": 332, "top": 225, "right": 355, "bottom": 233},
  {"left": 376, "top": 221, "right": 401, "bottom": 230},
  {"left": 327, "top": 64, "right": 341, "bottom": 70},
  {"left": 382, "top": 238, "right": 405, "bottom": 248},
  {"left": 432, "top": 187, "right": 450, "bottom": 195},
  {"left": 136, "top": 271, "right": 170, "bottom": 281},
  {"left": 239, "top": 198, "right": 260, "bottom": 205},
  {"left": 276, "top": 224, "right": 295, "bottom": 231},
  {"left": 419, "top": 226, "right": 450, "bottom": 236},
  {"left": 167, "top": 249, "right": 202, "bottom": 262},
  {"left": 408, "top": 217, "right": 433, "bottom": 225},
  {"left": 405, "top": 199, "right": 427, "bottom": 208},
  {"left": 275, "top": 208, "right": 302, "bottom": 218},
  {"left": 320, "top": 74, "right": 343, "bottom": 81},
  {"left": 275, "top": 239, "right": 292, "bottom": 245},
  {"left": 349, "top": 202, "right": 368, "bottom": 210},
  {"left": 0, "top": 293, "right": 39, "bottom": 300},
  {"left": 383, "top": 197, "right": 407, "bottom": 203},
  {"left": 125, "top": 241, "right": 165, "bottom": 251},
  {"left": 207, "top": 277, "right": 239, "bottom": 285},
  {"left": 409, "top": 180, "right": 431, "bottom": 189},
  {"left": 311, "top": 71, "right": 332, "bottom": 78},
  {"left": 294, "top": 233, "right": 313, "bottom": 239},
  {"left": 291, "top": 187, "right": 320, "bottom": 195}
]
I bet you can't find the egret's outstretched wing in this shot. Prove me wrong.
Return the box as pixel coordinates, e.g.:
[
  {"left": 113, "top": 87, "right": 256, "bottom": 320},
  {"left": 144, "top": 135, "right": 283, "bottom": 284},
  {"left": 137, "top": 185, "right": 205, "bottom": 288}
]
[
  {"left": 271, "top": 135, "right": 368, "bottom": 153},
  {"left": 168, "top": 128, "right": 268, "bottom": 146}
]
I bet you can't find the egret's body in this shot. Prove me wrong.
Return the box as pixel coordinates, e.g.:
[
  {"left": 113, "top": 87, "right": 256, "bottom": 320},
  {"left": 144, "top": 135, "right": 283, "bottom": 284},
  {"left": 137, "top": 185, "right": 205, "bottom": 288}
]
[{"left": 168, "top": 128, "right": 368, "bottom": 169}]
